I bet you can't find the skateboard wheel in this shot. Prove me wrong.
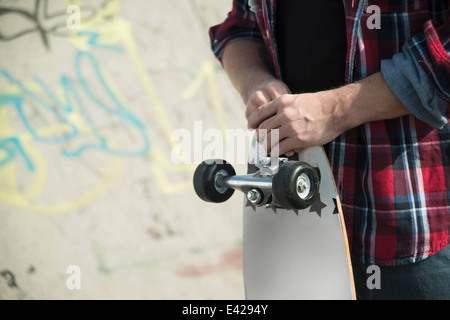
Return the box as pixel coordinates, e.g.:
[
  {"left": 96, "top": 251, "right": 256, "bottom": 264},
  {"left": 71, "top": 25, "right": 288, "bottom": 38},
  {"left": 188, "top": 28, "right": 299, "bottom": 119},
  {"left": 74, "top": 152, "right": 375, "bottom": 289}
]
[
  {"left": 193, "top": 159, "right": 236, "bottom": 203},
  {"left": 272, "top": 161, "right": 320, "bottom": 210}
]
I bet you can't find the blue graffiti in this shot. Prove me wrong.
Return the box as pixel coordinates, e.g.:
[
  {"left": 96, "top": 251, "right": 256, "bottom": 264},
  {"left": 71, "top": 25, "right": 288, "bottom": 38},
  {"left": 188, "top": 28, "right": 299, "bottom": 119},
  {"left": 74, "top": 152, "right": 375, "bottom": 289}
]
[
  {"left": 0, "top": 30, "right": 150, "bottom": 172},
  {"left": 0, "top": 136, "right": 35, "bottom": 171},
  {"left": 0, "top": 75, "right": 79, "bottom": 144},
  {"left": 76, "top": 30, "right": 124, "bottom": 53}
]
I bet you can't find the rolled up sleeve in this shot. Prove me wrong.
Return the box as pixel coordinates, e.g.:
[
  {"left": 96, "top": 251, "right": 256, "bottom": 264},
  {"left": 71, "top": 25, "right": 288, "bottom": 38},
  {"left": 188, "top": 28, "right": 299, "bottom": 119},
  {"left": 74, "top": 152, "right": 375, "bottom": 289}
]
[
  {"left": 381, "top": 20, "right": 450, "bottom": 129},
  {"left": 209, "top": 0, "right": 264, "bottom": 63}
]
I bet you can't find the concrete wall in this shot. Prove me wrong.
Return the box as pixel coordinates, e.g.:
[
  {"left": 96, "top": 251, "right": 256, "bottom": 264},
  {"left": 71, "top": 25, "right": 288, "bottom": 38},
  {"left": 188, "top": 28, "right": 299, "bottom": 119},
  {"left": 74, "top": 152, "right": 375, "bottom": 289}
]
[{"left": 0, "top": 0, "right": 248, "bottom": 299}]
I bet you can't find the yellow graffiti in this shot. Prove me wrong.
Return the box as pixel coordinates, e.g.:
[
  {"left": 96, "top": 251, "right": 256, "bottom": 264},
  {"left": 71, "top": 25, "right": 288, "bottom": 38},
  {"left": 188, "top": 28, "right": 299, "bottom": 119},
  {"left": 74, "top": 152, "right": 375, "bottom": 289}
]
[
  {"left": 0, "top": 83, "right": 125, "bottom": 214},
  {"left": 68, "top": 0, "right": 225, "bottom": 194},
  {"left": 183, "top": 61, "right": 227, "bottom": 134},
  {"left": 0, "top": 0, "right": 228, "bottom": 214}
]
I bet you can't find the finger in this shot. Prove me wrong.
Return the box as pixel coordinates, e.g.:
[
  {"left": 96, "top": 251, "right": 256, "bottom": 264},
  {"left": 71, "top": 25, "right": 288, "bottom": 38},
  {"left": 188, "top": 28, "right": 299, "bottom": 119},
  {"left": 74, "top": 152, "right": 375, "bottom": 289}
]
[
  {"left": 285, "top": 148, "right": 301, "bottom": 157},
  {"left": 270, "top": 137, "right": 300, "bottom": 157},
  {"left": 256, "top": 133, "right": 278, "bottom": 157},
  {"left": 285, "top": 151, "right": 295, "bottom": 157},
  {"left": 245, "top": 91, "right": 270, "bottom": 120},
  {"left": 256, "top": 114, "right": 282, "bottom": 144},
  {"left": 267, "top": 81, "right": 291, "bottom": 100},
  {"left": 258, "top": 111, "right": 282, "bottom": 132},
  {"left": 247, "top": 100, "right": 278, "bottom": 129},
  {"left": 255, "top": 126, "right": 265, "bottom": 143},
  {"left": 262, "top": 127, "right": 287, "bottom": 156}
]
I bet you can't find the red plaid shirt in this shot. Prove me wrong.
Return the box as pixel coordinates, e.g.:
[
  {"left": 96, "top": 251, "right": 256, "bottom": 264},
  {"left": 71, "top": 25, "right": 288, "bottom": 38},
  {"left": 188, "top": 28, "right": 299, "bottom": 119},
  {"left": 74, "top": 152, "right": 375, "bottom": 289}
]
[{"left": 210, "top": 0, "right": 450, "bottom": 266}]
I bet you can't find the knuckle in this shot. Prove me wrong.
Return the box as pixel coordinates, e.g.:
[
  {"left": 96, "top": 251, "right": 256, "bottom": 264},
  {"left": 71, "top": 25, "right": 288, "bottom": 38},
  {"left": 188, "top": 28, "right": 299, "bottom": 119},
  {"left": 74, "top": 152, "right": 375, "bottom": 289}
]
[
  {"left": 278, "top": 94, "right": 290, "bottom": 105},
  {"left": 296, "top": 133, "right": 307, "bottom": 144}
]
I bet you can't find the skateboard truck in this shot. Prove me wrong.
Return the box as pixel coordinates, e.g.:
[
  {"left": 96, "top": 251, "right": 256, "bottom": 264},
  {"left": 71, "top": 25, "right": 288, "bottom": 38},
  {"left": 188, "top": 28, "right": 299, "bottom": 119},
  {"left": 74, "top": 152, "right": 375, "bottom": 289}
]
[{"left": 193, "top": 157, "right": 320, "bottom": 210}]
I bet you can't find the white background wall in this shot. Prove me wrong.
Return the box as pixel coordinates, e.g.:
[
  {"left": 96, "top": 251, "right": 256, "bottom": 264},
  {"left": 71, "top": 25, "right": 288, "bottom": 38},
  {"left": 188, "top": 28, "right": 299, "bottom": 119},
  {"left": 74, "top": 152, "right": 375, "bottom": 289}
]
[{"left": 0, "top": 0, "right": 248, "bottom": 299}]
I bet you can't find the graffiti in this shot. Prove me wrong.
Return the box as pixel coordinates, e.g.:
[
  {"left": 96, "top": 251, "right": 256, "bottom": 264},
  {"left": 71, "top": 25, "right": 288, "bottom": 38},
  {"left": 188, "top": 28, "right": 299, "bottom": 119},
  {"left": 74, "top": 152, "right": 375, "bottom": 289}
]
[
  {"left": 0, "top": 136, "right": 34, "bottom": 170},
  {"left": 0, "top": 269, "right": 26, "bottom": 299},
  {"left": 0, "top": 0, "right": 229, "bottom": 213},
  {"left": 176, "top": 247, "right": 243, "bottom": 277},
  {"left": 1, "top": 50, "right": 150, "bottom": 162},
  {"left": 0, "top": 0, "right": 244, "bottom": 300},
  {"left": 0, "top": 30, "right": 150, "bottom": 213},
  {"left": 92, "top": 240, "right": 242, "bottom": 278},
  {"left": 0, "top": 0, "right": 106, "bottom": 48},
  {"left": 0, "top": 269, "right": 18, "bottom": 288}
]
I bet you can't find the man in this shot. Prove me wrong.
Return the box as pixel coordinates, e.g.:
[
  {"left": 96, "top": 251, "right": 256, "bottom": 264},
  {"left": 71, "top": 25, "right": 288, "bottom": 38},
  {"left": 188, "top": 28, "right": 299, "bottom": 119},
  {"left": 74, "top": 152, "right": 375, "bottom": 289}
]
[{"left": 209, "top": 0, "right": 450, "bottom": 299}]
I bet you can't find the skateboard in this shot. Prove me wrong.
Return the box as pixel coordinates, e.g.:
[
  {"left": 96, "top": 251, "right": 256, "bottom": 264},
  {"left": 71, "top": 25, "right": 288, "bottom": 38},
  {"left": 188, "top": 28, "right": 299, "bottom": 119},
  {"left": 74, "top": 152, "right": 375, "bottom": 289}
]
[{"left": 193, "top": 139, "right": 356, "bottom": 300}]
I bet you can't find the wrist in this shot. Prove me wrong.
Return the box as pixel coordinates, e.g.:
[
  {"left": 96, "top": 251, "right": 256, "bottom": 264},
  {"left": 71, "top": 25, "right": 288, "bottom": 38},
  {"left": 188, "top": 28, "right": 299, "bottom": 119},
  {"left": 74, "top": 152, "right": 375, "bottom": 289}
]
[
  {"left": 317, "top": 83, "right": 360, "bottom": 137},
  {"left": 240, "top": 70, "right": 279, "bottom": 103}
]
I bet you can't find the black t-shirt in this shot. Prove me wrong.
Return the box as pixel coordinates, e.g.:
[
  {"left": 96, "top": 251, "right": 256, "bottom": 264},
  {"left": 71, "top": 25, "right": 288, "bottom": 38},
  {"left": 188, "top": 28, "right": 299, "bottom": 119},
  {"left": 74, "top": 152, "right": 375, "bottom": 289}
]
[{"left": 275, "top": 0, "right": 347, "bottom": 93}]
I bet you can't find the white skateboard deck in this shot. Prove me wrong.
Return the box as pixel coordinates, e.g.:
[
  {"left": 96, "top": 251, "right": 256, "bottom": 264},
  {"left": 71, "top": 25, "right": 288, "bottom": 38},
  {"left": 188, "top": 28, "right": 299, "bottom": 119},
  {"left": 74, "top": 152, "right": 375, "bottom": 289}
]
[{"left": 243, "top": 145, "right": 355, "bottom": 300}]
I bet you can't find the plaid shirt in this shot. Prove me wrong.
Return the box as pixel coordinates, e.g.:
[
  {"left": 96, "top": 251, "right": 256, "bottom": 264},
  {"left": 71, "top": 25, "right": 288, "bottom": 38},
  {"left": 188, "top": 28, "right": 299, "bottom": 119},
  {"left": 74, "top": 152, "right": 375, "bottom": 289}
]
[{"left": 210, "top": 0, "right": 450, "bottom": 266}]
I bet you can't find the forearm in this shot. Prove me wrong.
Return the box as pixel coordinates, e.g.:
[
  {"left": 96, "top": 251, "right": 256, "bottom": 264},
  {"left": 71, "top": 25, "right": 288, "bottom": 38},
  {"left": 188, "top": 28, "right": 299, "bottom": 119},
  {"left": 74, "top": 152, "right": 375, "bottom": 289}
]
[
  {"left": 222, "top": 40, "right": 277, "bottom": 103},
  {"left": 223, "top": 41, "right": 410, "bottom": 132},
  {"left": 332, "top": 72, "right": 411, "bottom": 132}
]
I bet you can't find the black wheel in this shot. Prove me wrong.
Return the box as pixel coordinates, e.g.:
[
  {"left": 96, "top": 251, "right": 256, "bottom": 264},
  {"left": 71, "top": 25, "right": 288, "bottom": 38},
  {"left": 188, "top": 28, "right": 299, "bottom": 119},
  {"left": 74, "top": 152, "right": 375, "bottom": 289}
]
[
  {"left": 193, "top": 159, "right": 236, "bottom": 203},
  {"left": 272, "top": 161, "right": 320, "bottom": 210}
]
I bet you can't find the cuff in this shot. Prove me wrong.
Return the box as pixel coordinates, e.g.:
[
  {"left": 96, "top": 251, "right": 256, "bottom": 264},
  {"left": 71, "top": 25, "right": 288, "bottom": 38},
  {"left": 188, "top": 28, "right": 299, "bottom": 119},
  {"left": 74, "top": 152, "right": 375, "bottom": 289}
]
[{"left": 381, "top": 50, "right": 448, "bottom": 129}]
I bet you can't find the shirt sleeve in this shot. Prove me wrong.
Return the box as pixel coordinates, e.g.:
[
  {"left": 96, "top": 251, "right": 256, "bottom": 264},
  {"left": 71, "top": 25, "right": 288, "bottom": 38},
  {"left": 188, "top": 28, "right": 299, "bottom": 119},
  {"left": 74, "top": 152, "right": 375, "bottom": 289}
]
[
  {"left": 209, "top": 0, "right": 264, "bottom": 64},
  {"left": 381, "top": 19, "right": 450, "bottom": 129}
]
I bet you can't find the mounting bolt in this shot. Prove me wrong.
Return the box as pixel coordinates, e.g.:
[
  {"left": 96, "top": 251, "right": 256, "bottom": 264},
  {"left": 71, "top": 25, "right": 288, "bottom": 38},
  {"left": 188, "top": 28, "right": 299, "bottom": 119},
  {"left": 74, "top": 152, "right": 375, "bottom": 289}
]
[{"left": 247, "top": 189, "right": 262, "bottom": 204}]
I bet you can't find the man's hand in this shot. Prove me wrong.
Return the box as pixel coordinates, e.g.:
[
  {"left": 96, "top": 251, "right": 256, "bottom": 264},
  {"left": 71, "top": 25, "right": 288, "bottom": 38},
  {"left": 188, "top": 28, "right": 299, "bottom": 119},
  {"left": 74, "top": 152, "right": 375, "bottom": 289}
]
[
  {"left": 222, "top": 41, "right": 410, "bottom": 157},
  {"left": 244, "top": 79, "right": 303, "bottom": 157},
  {"left": 248, "top": 72, "right": 411, "bottom": 156},
  {"left": 222, "top": 40, "right": 301, "bottom": 156},
  {"left": 248, "top": 91, "right": 344, "bottom": 156},
  {"left": 244, "top": 79, "right": 291, "bottom": 122}
]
